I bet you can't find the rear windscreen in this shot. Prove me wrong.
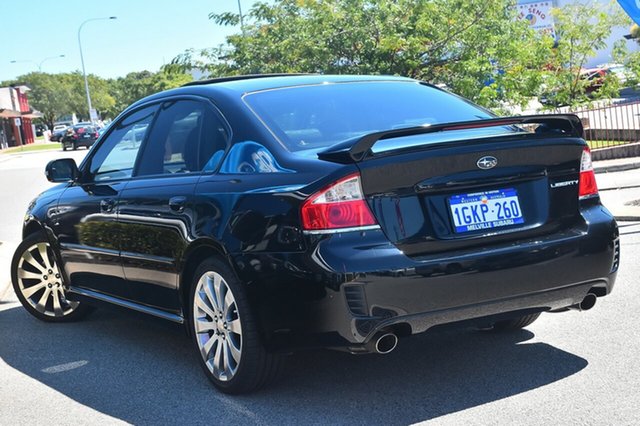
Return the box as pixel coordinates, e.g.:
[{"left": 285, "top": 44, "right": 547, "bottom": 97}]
[{"left": 243, "top": 81, "right": 501, "bottom": 154}]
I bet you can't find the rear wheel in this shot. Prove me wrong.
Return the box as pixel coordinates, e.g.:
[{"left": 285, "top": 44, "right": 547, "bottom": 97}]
[
  {"left": 11, "top": 233, "right": 93, "bottom": 322},
  {"left": 492, "top": 312, "right": 541, "bottom": 331},
  {"left": 188, "top": 257, "right": 283, "bottom": 394}
]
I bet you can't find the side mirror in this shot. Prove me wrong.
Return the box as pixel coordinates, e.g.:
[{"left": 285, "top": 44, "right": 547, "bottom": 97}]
[{"left": 45, "top": 158, "right": 79, "bottom": 182}]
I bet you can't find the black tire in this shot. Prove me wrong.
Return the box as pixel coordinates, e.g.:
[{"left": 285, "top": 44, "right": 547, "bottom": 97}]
[
  {"left": 11, "top": 233, "right": 93, "bottom": 322},
  {"left": 492, "top": 312, "right": 541, "bottom": 331},
  {"left": 188, "top": 257, "right": 283, "bottom": 394}
]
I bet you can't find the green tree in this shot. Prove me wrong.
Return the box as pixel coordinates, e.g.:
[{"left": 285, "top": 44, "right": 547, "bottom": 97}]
[
  {"left": 2, "top": 72, "right": 118, "bottom": 125},
  {"left": 65, "top": 72, "right": 116, "bottom": 122},
  {"left": 173, "top": 0, "right": 553, "bottom": 109},
  {"left": 107, "top": 70, "right": 192, "bottom": 117},
  {"left": 540, "top": 2, "right": 628, "bottom": 106}
]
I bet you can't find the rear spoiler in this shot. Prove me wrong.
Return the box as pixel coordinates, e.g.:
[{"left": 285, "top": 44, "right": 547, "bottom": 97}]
[{"left": 317, "top": 114, "right": 584, "bottom": 163}]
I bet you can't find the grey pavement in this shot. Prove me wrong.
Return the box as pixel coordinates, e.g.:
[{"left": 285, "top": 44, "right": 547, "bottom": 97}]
[
  {"left": 595, "top": 157, "right": 640, "bottom": 221},
  {"left": 0, "top": 224, "right": 638, "bottom": 424}
]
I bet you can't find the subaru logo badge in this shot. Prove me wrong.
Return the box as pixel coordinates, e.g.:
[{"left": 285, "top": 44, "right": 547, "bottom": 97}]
[{"left": 477, "top": 156, "right": 498, "bottom": 170}]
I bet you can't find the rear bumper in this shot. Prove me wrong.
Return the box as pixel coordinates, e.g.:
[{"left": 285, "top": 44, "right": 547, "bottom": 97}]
[{"left": 234, "top": 204, "right": 618, "bottom": 349}]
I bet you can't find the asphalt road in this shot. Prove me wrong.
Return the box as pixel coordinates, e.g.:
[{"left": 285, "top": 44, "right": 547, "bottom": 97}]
[
  {"left": 1, "top": 149, "right": 639, "bottom": 425},
  {"left": 0, "top": 148, "right": 88, "bottom": 294}
]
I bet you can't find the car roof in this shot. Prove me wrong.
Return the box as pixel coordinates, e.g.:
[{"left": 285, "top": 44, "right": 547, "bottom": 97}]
[
  {"left": 185, "top": 74, "right": 415, "bottom": 92},
  {"left": 132, "top": 74, "right": 418, "bottom": 108}
]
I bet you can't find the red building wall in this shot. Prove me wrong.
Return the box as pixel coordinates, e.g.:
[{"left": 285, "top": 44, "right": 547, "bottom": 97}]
[{"left": 17, "top": 89, "right": 34, "bottom": 144}]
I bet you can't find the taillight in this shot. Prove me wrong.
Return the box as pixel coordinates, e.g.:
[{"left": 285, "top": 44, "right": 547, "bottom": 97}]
[
  {"left": 579, "top": 147, "right": 598, "bottom": 199},
  {"left": 94, "top": 132, "right": 99, "bottom": 138},
  {"left": 301, "top": 173, "right": 377, "bottom": 231}
]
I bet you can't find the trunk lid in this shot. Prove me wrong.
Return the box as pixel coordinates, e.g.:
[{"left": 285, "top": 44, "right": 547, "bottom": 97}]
[
  {"left": 357, "top": 135, "right": 584, "bottom": 257},
  {"left": 318, "top": 115, "right": 587, "bottom": 257}
]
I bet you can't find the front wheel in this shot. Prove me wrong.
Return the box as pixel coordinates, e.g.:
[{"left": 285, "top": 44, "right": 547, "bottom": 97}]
[
  {"left": 189, "top": 257, "right": 283, "bottom": 394},
  {"left": 11, "top": 233, "right": 93, "bottom": 322}
]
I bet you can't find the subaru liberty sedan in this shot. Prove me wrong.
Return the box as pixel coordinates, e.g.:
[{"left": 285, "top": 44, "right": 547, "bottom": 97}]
[{"left": 12, "top": 75, "right": 619, "bottom": 394}]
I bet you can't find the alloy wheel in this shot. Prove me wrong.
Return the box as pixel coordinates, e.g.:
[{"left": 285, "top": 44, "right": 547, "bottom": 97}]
[
  {"left": 16, "top": 243, "right": 79, "bottom": 317},
  {"left": 193, "top": 271, "right": 243, "bottom": 382}
]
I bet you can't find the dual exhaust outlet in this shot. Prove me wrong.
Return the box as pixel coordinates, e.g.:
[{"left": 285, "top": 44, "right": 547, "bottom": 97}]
[{"left": 362, "top": 293, "right": 598, "bottom": 354}]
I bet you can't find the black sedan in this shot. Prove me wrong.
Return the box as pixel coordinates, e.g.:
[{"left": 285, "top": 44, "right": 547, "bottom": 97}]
[
  {"left": 11, "top": 75, "right": 618, "bottom": 394},
  {"left": 61, "top": 124, "right": 99, "bottom": 150},
  {"left": 49, "top": 128, "right": 67, "bottom": 142}
]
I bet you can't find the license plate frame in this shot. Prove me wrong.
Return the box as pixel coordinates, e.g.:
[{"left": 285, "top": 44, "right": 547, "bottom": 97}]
[{"left": 448, "top": 188, "right": 525, "bottom": 233}]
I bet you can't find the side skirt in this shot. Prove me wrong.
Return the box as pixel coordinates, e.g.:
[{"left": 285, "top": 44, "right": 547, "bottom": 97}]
[{"left": 67, "top": 286, "right": 184, "bottom": 324}]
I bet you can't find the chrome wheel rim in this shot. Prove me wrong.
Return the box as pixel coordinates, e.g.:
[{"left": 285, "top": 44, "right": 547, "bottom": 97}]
[
  {"left": 193, "top": 271, "right": 242, "bottom": 381},
  {"left": 17, "top": 243, "right": 79, "bottom": 317}
]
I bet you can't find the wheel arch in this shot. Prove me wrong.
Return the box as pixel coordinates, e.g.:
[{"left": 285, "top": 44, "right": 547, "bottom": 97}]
[
  {"left": 179, "top": 239, "right": 232, "bottom": 333},
  {"left": 23, "top": 220, "right": 45, "bottom": 240}
]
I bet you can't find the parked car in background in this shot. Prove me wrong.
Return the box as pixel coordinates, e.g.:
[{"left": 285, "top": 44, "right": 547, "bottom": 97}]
[
  {"left": 600, "top": 63, "right": 630, "bottom": 87},
  {"left": 581, "top": 68, "right": 609, "bottom": 94},
  {"left": 35, "top": 124, "right": 48, "bottom": 137},
  {"left": 12, "top": 75, "right": 619, "bottom": 394},
  {"left": 61, "top": 124, "right": 99, "bottom": 150},
  {"left": 50, "top": 127, "right": 67, "bottom": 142}
]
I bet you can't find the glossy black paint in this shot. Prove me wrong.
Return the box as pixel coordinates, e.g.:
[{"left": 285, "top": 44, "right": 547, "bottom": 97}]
[{"left": 21, "top": 75, "right": 618, "bottom": 352}]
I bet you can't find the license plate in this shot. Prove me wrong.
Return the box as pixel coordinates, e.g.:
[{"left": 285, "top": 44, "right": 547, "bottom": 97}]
[{"left": 449, "top": 188, "right": 524, "bottom": 233}]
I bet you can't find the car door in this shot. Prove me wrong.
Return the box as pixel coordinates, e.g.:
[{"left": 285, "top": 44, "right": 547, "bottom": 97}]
[
  {"left": 117, "top": 98, "right": 230, "bottom": 313},
  {"left": 54, "top": 105, "right": 157, "bottom": 300}
]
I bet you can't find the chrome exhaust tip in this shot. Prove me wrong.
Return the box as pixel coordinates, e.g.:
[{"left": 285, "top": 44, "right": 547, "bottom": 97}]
[{"left": 374, "top": 333, "right": 398, "bottom": 354}]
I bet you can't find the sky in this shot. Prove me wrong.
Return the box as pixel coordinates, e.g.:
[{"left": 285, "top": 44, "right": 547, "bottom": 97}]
[{"left": 0, "top": 0, "right": 263, "bottom": 82}]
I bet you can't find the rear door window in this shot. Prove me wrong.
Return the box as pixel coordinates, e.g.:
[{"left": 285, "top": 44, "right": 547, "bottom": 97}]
[{"left": 135, "top": 100, "right": 229, "bottom": 177}]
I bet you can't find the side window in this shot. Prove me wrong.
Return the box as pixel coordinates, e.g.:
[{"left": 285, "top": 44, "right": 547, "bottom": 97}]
[
  {"left": 136, "top": 100, "right": 229, "bottom": 177},
  {"left": 89, "top": 105, "right": 156, "bottom": 182}
]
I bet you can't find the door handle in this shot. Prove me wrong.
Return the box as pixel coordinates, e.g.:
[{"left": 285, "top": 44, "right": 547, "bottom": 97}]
[
  {"left": 169, "top": 196, "right": 187, "bottom": 213},
  {"left": 100, "top": 198, "right": 116, "bottom": 213}
]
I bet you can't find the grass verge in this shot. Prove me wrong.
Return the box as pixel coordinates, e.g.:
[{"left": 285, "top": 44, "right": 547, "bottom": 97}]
[
  {"left": 587, "top": 140, "right": 632, "bottom": 150},
  {"left": 0, "top": 143, "right": 61, "bottom": 154}
]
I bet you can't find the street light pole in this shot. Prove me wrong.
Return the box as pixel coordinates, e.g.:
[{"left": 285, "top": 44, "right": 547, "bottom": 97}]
[
  {"left": 37, "top": 55, "right": 65, "bottom": 72},
  {"left": 78, "top": 16, "right": 116, "bottom": 123},
  {"left": 10, "top": 55, "right": 64, "bottom": 72},
  {"left": 237, "top": 0, "right": 245, "bottom": 35}
]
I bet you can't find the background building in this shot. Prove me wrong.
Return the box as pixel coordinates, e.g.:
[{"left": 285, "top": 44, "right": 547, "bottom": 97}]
[{"left": 0, "top": 85, "right": 37, "bottom": 149}]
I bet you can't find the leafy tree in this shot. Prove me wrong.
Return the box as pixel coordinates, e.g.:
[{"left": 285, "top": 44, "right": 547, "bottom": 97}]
[
  {"left": 172, "top": 0, "right": 553, "bottom": 109},
  {"left": 107, "top": 70, "right": 192, "bottom": 117},
  {"left": 1, "top": 72, "right": 117, "bottom": 126},
  {"left": 67, "top": 72, "right": 116, "bottom": 121},
  {"left": 540, "top": 2, "right": 628, "bottom": 106}
]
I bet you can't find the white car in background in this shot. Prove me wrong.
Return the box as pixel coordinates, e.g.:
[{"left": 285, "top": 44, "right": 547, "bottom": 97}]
[{"left": 598, "top": 63, "right": 630, "bottom": 86}]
